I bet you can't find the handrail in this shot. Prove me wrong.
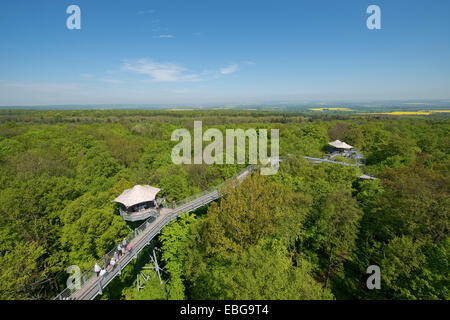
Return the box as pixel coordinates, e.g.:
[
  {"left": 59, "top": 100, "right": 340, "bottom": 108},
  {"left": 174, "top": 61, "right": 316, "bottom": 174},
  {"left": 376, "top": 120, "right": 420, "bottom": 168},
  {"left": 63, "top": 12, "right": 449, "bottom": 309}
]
[
  {"left": 119, "top": 207, "right": 160, "bottom": 222},
  {"left": 303, "top": 156, "right": 358, "bottom": 167}
]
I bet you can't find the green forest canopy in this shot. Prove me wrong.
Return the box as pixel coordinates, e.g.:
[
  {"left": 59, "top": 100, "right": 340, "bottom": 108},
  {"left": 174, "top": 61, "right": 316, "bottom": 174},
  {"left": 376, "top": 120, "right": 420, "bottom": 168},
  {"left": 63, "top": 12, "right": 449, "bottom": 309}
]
[{"left": 0, "top": 110, "right": 448, "bottom": 300}]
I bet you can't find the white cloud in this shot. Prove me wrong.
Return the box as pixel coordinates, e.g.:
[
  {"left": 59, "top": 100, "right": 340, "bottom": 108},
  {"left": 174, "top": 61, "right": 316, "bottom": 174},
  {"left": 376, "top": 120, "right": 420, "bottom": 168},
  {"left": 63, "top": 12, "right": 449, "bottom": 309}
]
[
  {"left": 5, "top": 82, "right": 81, "bottom": 92},
  {"left": 137, "top": 10, "right": 155, "bottom": 15},
  {"left": 220, "top": 64, "right": 239, "bottom": 75},
  {"left": 122, "top": 60, "right": 243, "bottom": 82},
  {"left": 122, "top": 59, "right": 203, "bottom": 82}
]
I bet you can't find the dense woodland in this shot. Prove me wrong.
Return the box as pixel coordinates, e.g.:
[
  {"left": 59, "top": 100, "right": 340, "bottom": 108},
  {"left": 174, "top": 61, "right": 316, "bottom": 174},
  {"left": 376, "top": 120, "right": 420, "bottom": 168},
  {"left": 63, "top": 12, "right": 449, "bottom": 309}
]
[{"left": 0, "top": 109, "right": 448, "bottom": 300}]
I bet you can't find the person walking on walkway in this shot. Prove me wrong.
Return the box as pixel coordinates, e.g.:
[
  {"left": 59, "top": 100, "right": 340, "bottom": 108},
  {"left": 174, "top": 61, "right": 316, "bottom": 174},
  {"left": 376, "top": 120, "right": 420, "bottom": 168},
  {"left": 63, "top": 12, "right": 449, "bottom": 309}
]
[
  {"left": 94, "top": 263, "right": 101, "bottom": 277},
  {"left": 121, "top": 238, "right": 128, "bottom": 255},
  {"left": 103, "top": 254, "right": 110, "bottom": 270}
]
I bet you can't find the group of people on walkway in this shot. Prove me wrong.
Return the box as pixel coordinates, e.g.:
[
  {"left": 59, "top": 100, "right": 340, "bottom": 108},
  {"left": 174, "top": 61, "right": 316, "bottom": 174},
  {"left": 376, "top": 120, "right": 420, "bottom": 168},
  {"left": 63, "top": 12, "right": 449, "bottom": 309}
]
[{"left": 94, "top": 238, "right": 132, "bottom": 279}]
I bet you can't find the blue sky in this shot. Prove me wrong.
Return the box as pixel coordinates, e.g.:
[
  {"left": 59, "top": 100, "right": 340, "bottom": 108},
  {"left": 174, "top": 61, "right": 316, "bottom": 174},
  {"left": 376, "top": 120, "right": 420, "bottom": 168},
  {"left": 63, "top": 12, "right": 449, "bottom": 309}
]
[{"left": 0, "top": 0, "right": 449, "bottom": 106}]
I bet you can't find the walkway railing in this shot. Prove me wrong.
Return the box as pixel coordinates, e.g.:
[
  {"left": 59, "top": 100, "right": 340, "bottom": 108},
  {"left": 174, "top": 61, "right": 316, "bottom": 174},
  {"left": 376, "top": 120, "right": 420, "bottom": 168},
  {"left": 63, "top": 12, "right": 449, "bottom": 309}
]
[
  {"left": 304, "top": 156, "right": 359, "bottom": 167},
  {"left": 119, "top": 207, "right": 159, "bottom": 222},
  {"left": 164, "top": 165, "right": 253, "bottom": 210},
  {"left": 55, "top": 213, "right": 155, "bottom": 300}
]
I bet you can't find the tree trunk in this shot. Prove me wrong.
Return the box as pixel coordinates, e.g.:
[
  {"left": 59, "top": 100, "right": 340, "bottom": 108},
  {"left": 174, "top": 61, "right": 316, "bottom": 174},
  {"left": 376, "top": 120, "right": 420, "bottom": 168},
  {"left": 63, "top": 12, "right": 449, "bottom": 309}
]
[{"left": 325, "top": 245, "right": 334, "bottom": 288}]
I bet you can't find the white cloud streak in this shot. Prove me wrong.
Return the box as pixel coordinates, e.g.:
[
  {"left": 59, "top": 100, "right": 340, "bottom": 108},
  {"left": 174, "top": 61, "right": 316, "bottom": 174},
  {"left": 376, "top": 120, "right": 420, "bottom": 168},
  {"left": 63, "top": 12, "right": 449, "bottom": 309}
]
[
  {"left": 122, "top": 59, "right": 203, "bottom": 82},
  {"left": 137, "top": 10, "right": 155, "bottom": 15},
  {"left": 220, "top": 64, "right": 239, "bottom": 75},
  {"left": 123, "top": 59, "right": 242, "bottom": 82},
  {"left": 5, "top": 82, "right": 81, "bottom": 92}
]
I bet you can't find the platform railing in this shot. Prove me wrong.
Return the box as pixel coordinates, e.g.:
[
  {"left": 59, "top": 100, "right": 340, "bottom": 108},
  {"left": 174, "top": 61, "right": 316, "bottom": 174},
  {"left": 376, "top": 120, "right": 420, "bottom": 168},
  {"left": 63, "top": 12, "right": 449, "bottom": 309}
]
[
  {"left": 119, "top": 207, "right": 160, "bottom": 222},
  {"left": 165, "top": 165, "right": 253, "bottom": 209}
]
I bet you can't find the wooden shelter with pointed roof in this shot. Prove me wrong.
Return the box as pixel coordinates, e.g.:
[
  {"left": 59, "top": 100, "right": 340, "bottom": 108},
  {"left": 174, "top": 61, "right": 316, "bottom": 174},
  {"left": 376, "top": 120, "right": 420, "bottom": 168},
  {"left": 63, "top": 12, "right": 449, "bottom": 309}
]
[
  {"left": 328, "top": 140, "right": 354, "bottom": 150},
  {"left": 113, "top": 185, "right": 163, "bottom": 222}
]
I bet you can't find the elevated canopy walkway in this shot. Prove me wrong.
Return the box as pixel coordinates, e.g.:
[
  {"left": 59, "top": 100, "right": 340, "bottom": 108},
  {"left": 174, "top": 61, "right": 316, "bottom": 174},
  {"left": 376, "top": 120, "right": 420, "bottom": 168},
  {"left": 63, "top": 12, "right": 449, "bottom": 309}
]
[
  {"left": 55, "top": 153, "right": 370, "bottom": 300},
  {"left": 55, "top": 165, "right": 255, "bottom": 300}
]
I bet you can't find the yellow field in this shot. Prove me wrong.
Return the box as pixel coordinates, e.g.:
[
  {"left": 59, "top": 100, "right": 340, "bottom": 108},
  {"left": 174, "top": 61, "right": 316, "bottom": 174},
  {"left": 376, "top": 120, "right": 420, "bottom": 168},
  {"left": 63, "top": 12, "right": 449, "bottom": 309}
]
[
  {"left": 309, "top": 107, "right": 352, "bottom": 111},
  {"left": 361, "top": 110, "right": 450, "bottom": 116}
]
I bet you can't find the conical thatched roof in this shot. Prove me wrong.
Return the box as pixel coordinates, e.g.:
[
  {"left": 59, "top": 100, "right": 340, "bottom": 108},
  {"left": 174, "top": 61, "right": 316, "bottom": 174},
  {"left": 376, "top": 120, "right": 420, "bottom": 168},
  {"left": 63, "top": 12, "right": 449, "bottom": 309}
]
[
  {"left": 358, "top": 174, "right": 377, "bottom": 180},
  {"left": 328, "top": 140, "right": 353, "bottom": 149},
  {"left": 112, "top": 185, "right": 161, "bottom": 208}
]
